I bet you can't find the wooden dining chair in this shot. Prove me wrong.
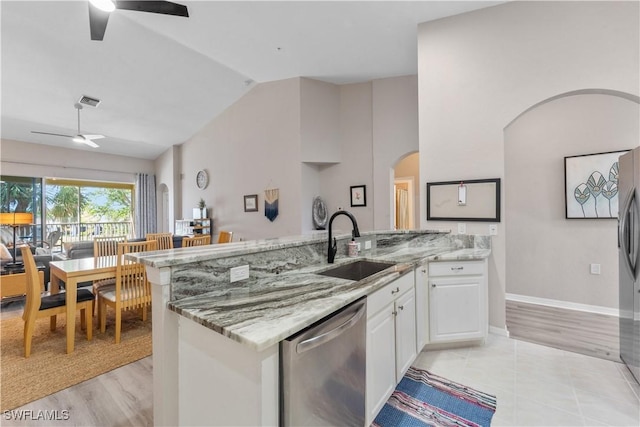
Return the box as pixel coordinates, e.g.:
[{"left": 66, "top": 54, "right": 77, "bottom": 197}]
[
  {"left": 146, "top": 232, "right": 173, "bottom": 250},
  {"left": 21, "top": 246, "right": 94, "bottom": 357},
  {"left": 182, "top": 235, "right": 211, "bottom": 247},
  {"left": 97, "top": 240, "right": 157, "bottom": 344},
  {"left": 92, "top": 235, "right": 127, "bottom": 315},
  {"left": 217, "top": 231, "right": 233, "bottom": 244}
]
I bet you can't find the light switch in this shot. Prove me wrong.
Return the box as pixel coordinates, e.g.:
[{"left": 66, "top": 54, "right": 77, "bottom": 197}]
[{"left": 458, "top": 223, "right": 467, "bottom": 234}]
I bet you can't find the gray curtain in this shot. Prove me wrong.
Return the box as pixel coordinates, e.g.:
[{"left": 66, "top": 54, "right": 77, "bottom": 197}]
[{"left": 135, "top": 173, "right": 157, "bottom": 238}]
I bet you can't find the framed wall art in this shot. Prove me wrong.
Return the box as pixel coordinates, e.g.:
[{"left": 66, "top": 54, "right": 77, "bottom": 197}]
[
  {"left": 564, "top": 150, "right": 629, "bottom": 219},
  {"left": 244, "top": 194, "right": 258, "bottom": 212},
  {"left": 426, "top": 178, "right": 501, "bottom": 222},
  {"left": 350, "top": 185, "right": 366, "bottom": 207}
]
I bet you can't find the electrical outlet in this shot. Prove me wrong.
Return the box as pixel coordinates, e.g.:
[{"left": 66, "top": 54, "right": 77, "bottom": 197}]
[
  {"left": 489, "top": 224, "right": 498, "bottom": 236},
  {"left": 356, "top": 242, "right": 361, "bottom": 251},
  {"left": 365, "top": 240, "right": 372, "bottom": 250},
  {"left": 458, "top": 223, "right": 467, "bottom": 234},
  {"left": 230, "top": 265, "right": 250, "bottom": 283},
  {"left": 590, "top": 264, "right": 601, "bottom": 275}
]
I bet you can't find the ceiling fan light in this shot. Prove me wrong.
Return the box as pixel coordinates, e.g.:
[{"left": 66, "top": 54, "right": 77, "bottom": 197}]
[
  {"left": 89, "top": 0, "right": 116, "bottom": 12},
  {"left": 72, "top": 136, "right": 85, "bottom": 143}
]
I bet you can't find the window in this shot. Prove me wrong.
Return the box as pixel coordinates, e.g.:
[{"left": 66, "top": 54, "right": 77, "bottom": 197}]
[
  {"left": 0, "top": 176, "right": 43, "bottom": 244},
  {"left": 44, "top": 179, "right": 134, "bottom": 243}
]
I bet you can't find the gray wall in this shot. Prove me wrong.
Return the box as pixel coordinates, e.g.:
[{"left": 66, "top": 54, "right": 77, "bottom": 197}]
[
  {"left": 505, "top": 93, "right": 639, "bottom": 309},
  {"left": 418, "top": 1, "right": 640, "bottom": 329}
]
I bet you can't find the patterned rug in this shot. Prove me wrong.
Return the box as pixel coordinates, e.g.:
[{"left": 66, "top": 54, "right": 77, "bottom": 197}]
[{"left": 372, "top": 367, "right": 497, "bottom": 427}]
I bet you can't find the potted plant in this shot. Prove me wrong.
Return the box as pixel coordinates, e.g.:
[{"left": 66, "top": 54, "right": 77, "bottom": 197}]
[{"left": 198, "top": 198, "right": 207, "bottom": 218}]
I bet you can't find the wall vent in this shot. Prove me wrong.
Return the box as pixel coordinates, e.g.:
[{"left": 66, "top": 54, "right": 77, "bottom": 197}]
[{"left": 78, "top": 95, "right": 101, "bottom": 107}]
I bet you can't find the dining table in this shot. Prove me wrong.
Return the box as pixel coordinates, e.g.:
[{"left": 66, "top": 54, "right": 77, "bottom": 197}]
[{"left": 49, "top": 256, "right": 118, "bottom": 353}]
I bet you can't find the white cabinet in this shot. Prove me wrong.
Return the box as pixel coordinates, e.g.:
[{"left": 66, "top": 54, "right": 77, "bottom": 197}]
[
  {"left": 428, "top": 260, "right": 488, "bottom": 343},
  {"left": 414, "top": 266, "right": 428, "bottom": 351},
  {"left": 366, "top": 272, "right": 416, "bottom": 425}
]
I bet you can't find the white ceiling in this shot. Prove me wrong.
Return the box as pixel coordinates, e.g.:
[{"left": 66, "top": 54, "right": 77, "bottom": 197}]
[{"left": 1, "top": 0, "right": 503, "bottom": 160}]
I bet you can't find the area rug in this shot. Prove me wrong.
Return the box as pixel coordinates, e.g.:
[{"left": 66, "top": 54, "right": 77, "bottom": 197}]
[
  {"left": 373, "top": 367, "right": 497, "bottom": 427},
  {"left": 0, "top": 309, "right": 152, "bottom": 411}
]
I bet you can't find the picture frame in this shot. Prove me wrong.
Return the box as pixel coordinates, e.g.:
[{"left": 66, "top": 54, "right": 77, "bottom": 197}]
[
  {"left": 426, "top": 178, "right": 501, "bottom": 222},
  {"left": 350, "top": 185, "right": 367, "bottom": 207},
  {"left": 564, "top": 150, "right": 629, "bottom": 219},
  {"left": 244, "top": 194, "right": 258, "bottom": 212}
]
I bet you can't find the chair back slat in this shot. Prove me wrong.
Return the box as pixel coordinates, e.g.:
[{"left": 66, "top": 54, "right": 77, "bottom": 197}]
[
  {"left": 20, "top": 246, "right": 41, "bottom": 322},
  {"left": 115, "top": 240, "right": 157, "bottom": 309},
  {"left": 94, "top": 235, "right": 127, "bottom": 257},
  {"left": 217, "top": 231, "right": 233, "bottom": 244},
  {"left": 182, "top": 235, "right": 211, "bottom": 247},
  {"left": 146, "top": 233, "right": 173, "bottom": 250}
]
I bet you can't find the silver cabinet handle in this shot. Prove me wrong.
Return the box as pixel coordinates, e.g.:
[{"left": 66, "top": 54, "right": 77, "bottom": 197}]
[
  {"left": 421, "top": 269, "right": 427, "bottom": 274},
  {"left": 398, "top": 305, "right": 404, "bottom": 310},
  {"left": 451, "top": 266, "right": 464, "bottom": 271},
  {"left": 391, "top": 287, "right": 400, "bottom": 294},
  {"left": 431, "top": 283, "right": 436, "bottom": 288}
]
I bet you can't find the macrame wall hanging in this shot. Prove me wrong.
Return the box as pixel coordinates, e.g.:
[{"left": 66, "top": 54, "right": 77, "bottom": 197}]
[{"left": 264, "top": 188, "right": 279, "bottom": 222}]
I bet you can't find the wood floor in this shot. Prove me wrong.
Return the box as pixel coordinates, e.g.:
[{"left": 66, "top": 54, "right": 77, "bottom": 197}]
[{"left": 506, "top": 299, "right": 621, "bottom": 362}]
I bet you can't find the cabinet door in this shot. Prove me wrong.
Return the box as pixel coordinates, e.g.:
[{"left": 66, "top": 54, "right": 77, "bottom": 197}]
[
  {"left": 395, "top": 288, "right": 417, "bottom": 381},
  {"left": 366, "top": 303, "right": 396, "bottom": 425},
  {"left": 429, "top": 276, "right": 482, "bottom": 342},
  {"left": 414, "top": 267, "right": 428, "bottom": 350}
]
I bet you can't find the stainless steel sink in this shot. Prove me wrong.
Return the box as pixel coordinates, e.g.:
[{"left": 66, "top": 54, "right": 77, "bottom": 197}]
[{"left": 317, "top": 260, "right": 396, "bottom": 281}]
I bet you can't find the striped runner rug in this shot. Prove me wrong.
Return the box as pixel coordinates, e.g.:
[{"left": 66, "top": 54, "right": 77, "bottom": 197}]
[{"left": 372, "top": 367, "right": 497, "bottom": 427}]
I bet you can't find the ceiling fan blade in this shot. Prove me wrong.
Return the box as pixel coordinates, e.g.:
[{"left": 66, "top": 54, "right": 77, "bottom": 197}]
[
  {"left": 81, "top": 134, "right": 105, "bottom": 140},
  {"left": 78, "top": 137, "right": 100, "bottom": 148},
  {"left": 115, "top": 1, "right": 189, "bottom": 17},
  {"left": 88, "top": 2, "right": 111, "bottom": 41},
  {"left": 31, "top": 131, "right": 74, "bottom": 138}
]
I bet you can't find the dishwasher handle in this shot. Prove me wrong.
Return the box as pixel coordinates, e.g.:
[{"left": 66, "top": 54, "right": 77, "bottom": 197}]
[{"left": 296, "top": 301, "right": 366, "bottom": 354}]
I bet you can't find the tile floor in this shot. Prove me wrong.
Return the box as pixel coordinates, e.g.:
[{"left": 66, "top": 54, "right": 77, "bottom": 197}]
[{"left": 414, "top": 334, "right": 640, "bottom": 426}]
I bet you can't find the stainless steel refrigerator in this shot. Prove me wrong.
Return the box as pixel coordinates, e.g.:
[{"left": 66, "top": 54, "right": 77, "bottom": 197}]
[{"left": 619, "top": 147, "right": 640, "bottom": 384}]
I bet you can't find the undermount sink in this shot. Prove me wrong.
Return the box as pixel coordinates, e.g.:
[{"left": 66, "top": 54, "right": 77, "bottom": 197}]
[{"left": 317, "top": 260, "right": 396, "bottom": 281}]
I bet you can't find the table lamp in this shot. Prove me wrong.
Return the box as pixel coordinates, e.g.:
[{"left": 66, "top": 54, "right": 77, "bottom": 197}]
[{"left": 0, "top": 212, "right": 34, "bottom": 268}]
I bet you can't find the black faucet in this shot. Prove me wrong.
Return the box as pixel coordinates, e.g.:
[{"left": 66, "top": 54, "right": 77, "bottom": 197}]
[{"left": 327, "top": 210, "right": 361, "bottom": 263}]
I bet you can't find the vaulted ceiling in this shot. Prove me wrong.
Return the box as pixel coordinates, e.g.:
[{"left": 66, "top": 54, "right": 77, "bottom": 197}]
[{"left": 1, "top": 1, "right": 503, "bottom": 160}]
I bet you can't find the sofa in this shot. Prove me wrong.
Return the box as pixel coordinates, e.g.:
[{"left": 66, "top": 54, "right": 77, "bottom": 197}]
[{"left": 54, "top": 235, "right": 185, "bottom": 261}]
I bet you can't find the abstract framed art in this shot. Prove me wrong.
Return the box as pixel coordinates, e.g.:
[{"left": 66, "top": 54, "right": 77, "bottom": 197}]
[{"left": 564, "top": 150, "right": 629, "bottom": 219}]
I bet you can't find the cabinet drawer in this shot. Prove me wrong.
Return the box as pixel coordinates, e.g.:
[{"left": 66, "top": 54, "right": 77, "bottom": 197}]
[
  {"left": 367, "top": 273, "right": 414, "bottom": 318},
  {"left": 428, "top": 260, "right": 484, "bottom": 277}
]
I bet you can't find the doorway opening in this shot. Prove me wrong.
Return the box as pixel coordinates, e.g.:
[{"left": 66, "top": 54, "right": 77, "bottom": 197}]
[{"left": 393, "top": 152, "right": 419, "bottom": 230}]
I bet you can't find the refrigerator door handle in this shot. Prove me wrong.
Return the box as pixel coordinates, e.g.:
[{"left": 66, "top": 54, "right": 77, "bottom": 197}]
[{"left": 619, "top": 189, "right": 638, "bottom": 279}]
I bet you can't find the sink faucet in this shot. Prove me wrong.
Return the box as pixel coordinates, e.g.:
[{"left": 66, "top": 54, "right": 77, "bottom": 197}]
[{"left": 327, "top": 210, "right": 361, "bottom": 263}]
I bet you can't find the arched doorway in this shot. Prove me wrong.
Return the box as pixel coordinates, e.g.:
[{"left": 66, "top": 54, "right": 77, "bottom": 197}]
[{"left": 393, "top": 152, "right": 419, "bottom": 230}]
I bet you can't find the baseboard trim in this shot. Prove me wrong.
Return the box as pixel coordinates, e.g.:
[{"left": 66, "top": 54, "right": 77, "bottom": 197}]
[
  {"left": 489, "top": 326, "right": 510, "bottom": 337},
  {"left": 506, "top": 293, "right": 619, "bottom": 317}
]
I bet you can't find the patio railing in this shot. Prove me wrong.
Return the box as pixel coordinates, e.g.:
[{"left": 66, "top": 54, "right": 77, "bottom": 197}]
[{"left": 44, "top": 221, "right": 134, "bottom": 245}]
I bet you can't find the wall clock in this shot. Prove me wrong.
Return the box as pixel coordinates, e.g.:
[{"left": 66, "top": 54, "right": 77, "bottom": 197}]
[{"left": 196, "top": 170, "right": 209, "bottom": 190}]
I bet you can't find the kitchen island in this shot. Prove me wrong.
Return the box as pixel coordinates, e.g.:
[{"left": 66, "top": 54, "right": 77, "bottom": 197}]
[{"left": 131, "top": 230, "right": 490, "bottom": 426}]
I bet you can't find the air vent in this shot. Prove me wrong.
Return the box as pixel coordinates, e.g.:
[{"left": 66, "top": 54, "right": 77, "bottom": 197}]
[{"left": 78, "top": 95, "right": 101, "bottom": 107}]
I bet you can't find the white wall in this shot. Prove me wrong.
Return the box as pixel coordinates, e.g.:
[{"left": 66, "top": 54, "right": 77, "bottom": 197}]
[
  {"left": 418, "top": 1, "right": 640, "bottom": 328},
  {"left": 505, "top": 93, "right": 639, "bottom": 309},
  {"left": 320, "top": 83, "right": 374, "bottom": 233},
  {"left": 372, "top": 75, "right": 419, "bottom": 231},
  {"left": 300, "top": 78, "right": 340, "bottom": 163},
  {"left": 0, "top": 138, "right": 154, "bottom": 182},
  {"left": 179, "top": 78, "right": 302, "bottom": 241}
]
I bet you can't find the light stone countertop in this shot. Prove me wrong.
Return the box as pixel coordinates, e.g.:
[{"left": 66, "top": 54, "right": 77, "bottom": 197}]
[{"left": 163, "top": 242, "right": 490, "bottom": 352}]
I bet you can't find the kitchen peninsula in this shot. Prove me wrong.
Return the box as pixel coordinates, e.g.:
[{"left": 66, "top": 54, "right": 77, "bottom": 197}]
[{"left": 131, "top": 230, "right": 490, "bottom": 426}]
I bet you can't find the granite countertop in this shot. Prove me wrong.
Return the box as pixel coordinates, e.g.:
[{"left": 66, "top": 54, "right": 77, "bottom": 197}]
[{"left": 167, "top": 243, "right": 490, "bottom": 352}]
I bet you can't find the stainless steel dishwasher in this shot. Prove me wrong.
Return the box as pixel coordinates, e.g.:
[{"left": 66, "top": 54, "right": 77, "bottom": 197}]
[{"left": 280, "top": 297, "right": 366, "bottom": 426}]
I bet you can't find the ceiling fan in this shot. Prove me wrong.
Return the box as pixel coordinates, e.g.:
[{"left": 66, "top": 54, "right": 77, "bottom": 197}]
[
  {"left": 32, "top": 103, "right": 104, "bottom": 148},
  {"left": 88, "top": 0, "right": 189, "bottom": 41}
]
